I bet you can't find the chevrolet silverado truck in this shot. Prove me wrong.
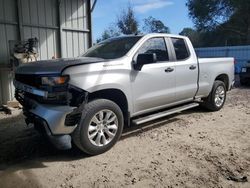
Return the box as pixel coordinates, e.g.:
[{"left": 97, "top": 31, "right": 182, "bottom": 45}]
[{"left": 14, "top": 34, "right": 235, "bottom": 155}]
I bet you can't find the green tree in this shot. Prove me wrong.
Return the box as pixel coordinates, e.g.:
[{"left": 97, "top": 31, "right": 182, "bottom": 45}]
[
  {"left": 96, "top": 25, "right": 120, "bottom": 43},
  {"left": 179, "top": 28, "right": 201, "bottom": 47},
  {"left": 186, "top": 0, "right": 233, "bottom": 30},
  {"left": 187, "top": 0, "right": 250, "bottom": 45},
  {"left": 117, "top": 4, "right": 139, "bottom": 35},
  {"left": 143, "top": 16, "right": 170, "bottom": 33},
  {"left": 96, "top": 4, "right": 139, "bottom": 43}
]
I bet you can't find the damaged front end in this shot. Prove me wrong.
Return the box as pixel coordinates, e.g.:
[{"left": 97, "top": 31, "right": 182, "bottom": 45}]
[{"left": 14, "top": 73, "right": 88, "bottom": 149}]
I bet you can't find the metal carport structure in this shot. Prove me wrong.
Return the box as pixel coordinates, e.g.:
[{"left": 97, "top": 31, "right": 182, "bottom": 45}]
[{"left": 0, "top": 0, "right": 95, "bottom": 105}]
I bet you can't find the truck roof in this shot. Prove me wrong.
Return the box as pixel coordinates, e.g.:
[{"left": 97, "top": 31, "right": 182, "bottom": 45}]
[
  {"left": 106, "top": 33, "right": 187, "bottom": 42},
  {"left": 142, "top": 33, "right": 187, "bottom": 39}
]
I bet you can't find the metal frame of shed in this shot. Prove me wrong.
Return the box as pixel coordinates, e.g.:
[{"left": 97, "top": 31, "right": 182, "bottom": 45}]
[{"left": 0, "top": 0, "right": 94, "bottom": 105}]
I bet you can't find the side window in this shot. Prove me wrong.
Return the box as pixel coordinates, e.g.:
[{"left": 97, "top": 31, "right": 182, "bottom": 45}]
[
  {"left": 171, "top": 38, "right": 190, "bottom": 60},
  {"left": 138, "top": 37, "right": 169, "bottom": 62}
]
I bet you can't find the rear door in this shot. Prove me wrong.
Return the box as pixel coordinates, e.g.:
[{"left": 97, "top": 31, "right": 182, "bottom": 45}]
[
  {"left": 131, "top": 37, "right": 176, "bottom": 115},
  {"left": 169, "top": 37, "right": 198, "bottom": 102}
]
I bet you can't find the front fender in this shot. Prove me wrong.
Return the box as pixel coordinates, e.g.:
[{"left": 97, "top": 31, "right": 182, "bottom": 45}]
[{"left": 63, "top": 61, "right": 134, "bottom": 113}]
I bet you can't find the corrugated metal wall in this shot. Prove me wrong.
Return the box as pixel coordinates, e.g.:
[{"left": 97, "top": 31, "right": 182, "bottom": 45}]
[
  {"left": 0, "top": 0, "right": 18, "bottom": 105},
  {"left": 60, "top": 0, "right": 91, "bottom": 58},
  {"left": 0, "top": 0, "right": 92, "bottom": 105},
  {"left": 0, "top": 0, "right": 19, "bottom": 66},
  {"left": 0, "top": 71, "right": 15, "bottom": 105},
  {"left": 21, "top": 0, "right": 60, "bottom": 60},
  {"left": 196, "top": 45, "right": 250, "bottom": 73}
]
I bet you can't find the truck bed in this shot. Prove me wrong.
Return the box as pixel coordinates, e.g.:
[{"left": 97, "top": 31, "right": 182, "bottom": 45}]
[{"left": 196, "top": 57, "right": 235, "bottom": 98}]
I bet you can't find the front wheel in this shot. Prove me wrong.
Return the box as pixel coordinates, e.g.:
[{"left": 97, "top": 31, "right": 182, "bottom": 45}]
[
  {"left": 202, "top": 80, "right": 227, "bottom": 111},
  {"left": 72, "top": 99, "right": 124, "bottom": 155}
]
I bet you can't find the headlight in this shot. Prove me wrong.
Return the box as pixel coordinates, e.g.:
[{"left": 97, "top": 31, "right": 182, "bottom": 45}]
[{"left": 41, "top": 75, "right": 69, "bottom": 86}]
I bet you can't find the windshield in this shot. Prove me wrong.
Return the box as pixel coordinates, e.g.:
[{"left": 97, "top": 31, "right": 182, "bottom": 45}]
[{"left": 82, "top": 36, "right": 142, "bottom": 59}]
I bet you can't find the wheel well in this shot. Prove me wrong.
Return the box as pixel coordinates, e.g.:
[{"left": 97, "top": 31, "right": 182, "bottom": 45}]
[
  {"left": 88, "top": 89, "right": 129, "bottom": 126},
  {"left": 215, "top": 74, "right": 229, "bottom": 90}
]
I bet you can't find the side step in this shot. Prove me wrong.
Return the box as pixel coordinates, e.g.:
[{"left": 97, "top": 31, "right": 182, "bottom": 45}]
[{"left": 133, "top": 103, "right": 199, "bottom": 125}]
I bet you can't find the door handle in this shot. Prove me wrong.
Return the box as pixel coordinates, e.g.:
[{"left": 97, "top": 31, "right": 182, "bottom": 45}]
[
  {"left": 165, "top": 67, "right": 174, "bottom": 73},
  {"left": 189, "top": 65, "right": 197, "bottom": 70}
]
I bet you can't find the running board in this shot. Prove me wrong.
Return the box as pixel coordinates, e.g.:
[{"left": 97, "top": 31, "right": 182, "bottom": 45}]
[{"left": 133, "top": 103, "right": 199, "bottom": 125}]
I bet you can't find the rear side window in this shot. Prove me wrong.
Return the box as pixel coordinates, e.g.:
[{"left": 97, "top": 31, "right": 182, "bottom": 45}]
[
  {"left": 171, "top": 38, "right": 190, "bottom": 60},
  {"left": 138, "top": 37, "right": 169, "bottom": 61}
]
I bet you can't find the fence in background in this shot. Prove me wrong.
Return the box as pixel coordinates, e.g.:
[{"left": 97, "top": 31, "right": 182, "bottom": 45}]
[{"left": 195, "top": 45, "right": 250, "bottom": 73}]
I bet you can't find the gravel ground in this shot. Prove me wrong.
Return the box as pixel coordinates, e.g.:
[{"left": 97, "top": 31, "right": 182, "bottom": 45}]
[{"left": 0, "top": 83, "right": 249, "bottom": 188}]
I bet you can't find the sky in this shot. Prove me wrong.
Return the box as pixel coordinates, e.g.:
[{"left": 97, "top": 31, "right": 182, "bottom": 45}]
[{"left": 92, "top": 0, "right": 194, "bottom": 41}]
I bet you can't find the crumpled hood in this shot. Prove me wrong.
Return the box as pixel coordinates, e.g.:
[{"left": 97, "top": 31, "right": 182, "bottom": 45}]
[{"left": 15, "top": 57, "right": 106, "bottom": 75}]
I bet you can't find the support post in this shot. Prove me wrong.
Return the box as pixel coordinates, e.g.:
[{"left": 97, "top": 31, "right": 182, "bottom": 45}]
[{"left": 17, "top": 0, "right": 23, "bottom": 40}]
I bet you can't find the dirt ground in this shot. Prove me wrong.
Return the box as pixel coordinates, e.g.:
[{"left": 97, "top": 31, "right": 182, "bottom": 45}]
[{"left": 0, "top": 82, "right": 249, "bottom": 188}]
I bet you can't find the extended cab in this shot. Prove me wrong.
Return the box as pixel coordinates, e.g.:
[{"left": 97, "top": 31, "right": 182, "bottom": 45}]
[{"left": 14, "top": 34, "right": 235, "bottom": 155}]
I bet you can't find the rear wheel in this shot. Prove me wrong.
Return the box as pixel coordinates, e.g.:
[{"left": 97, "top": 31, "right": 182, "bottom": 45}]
[
  {"left": 202, "top": 80, "right": 226, "bottom": 111},
  {"left": 72, "top": 99, "right": 124, "bottom": 155}
]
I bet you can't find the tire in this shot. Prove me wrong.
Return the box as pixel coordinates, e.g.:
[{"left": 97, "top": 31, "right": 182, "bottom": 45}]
[
  {"left": 72, "top": 99, "right": 124, "bottom": 155},
  {"left": 202, "top": 80, "right": 227, "bottom": 111}
]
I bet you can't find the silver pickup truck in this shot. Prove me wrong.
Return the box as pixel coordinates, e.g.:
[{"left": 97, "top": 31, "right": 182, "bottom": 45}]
[{"left": 14, "top": 33, "right": 234, "bottom": 155}]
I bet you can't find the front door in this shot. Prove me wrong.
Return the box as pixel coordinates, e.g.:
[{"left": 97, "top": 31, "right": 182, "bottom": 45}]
[{"left": 131, "top": 37, "right": 176, "bottom": 116}]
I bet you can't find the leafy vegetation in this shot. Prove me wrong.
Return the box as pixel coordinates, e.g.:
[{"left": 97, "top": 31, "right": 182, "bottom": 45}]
[
  {"left": 143, "top": 16, "right": 170, "bottom": 34},
  {"left": 96, "top": 5, "right": 169, "bottom": 43},
  {"left": 117, "top": 4, "right": 140, "bottom": 35},
  {"left": 96, "top": 1, "right": 249, "bottom": 47},
  {"left": 183, "top": 0, "right": 250, "bottom": 46}
]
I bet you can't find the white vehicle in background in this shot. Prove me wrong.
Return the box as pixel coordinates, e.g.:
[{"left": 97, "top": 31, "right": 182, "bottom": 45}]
[{"left": 14, "top": 33, "right": 235, "bottom": 155}]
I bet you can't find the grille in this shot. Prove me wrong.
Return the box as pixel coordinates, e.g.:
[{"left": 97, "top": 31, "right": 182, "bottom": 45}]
[{"left": 15, "top": 74, "right": 40, "bottom": 87}]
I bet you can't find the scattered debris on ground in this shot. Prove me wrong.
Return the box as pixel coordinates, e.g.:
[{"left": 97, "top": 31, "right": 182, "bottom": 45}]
[{"left": 0, "top": 86, "right": 249, "bottom": 188}]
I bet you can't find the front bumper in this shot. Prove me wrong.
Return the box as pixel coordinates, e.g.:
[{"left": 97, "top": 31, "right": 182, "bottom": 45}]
[
  {"left": 16, "top": 92, "right": 77, "bottom": 150},
  {"left": 14, "top": 80, "right": 78, "bottom": 135},
  {"left": 28, "top": 99, "right": 77, "bottom": 135}
]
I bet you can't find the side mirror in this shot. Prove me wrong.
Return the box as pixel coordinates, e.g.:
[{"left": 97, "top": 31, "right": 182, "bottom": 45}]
[{"left": 133, "top": 53, "right": 157, "bottom": 71}]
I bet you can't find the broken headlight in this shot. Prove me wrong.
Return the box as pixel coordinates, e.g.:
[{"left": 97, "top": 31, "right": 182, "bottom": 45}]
[{"left": 41, "top": 75, "right": 69, "bottom": 86}]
